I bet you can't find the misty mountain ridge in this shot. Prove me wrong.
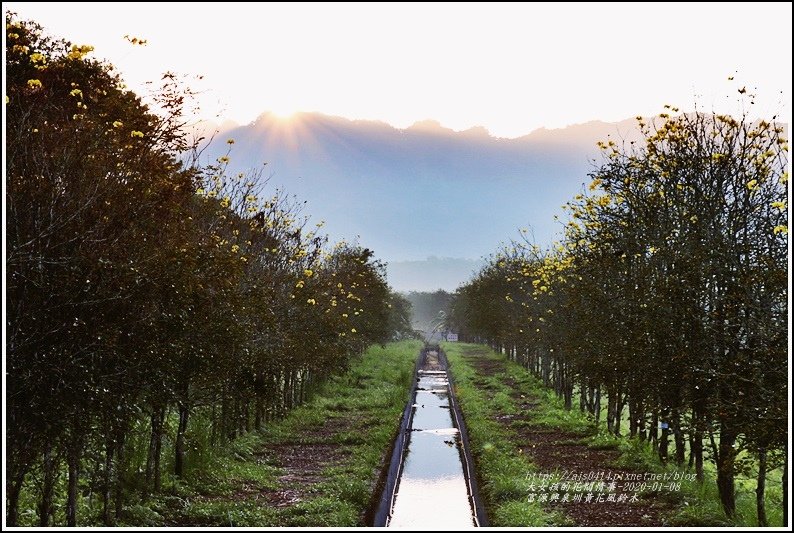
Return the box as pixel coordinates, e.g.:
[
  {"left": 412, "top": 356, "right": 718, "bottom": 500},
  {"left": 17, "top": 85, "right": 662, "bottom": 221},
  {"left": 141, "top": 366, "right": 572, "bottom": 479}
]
[{"left": 198, "top": 112, "right": 645, "bottom": 290}]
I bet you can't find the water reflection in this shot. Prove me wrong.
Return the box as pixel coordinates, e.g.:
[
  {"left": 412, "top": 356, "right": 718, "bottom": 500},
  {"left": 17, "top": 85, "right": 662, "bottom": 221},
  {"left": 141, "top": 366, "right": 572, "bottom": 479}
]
[
  {"left": 411, "top": 391, "right": 453, "bottom": 431},
  {"left": 388, "top": 370, "right": 476, "bottom": 528}
]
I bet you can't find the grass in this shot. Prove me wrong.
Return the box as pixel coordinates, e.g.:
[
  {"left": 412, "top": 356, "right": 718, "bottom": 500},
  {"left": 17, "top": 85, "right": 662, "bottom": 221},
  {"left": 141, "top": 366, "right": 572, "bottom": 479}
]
[
  {"left": 139, "top": 339, "right": 421, "bottom": 527},
  {"left": 444, "top": 342, "right": 569, "bottom": 526},
  {"left": 14, "top": 339, "right": 458, "bottom": 527},
  {"left": 444, "top": 342, "right": 786, "bottom": 528}
]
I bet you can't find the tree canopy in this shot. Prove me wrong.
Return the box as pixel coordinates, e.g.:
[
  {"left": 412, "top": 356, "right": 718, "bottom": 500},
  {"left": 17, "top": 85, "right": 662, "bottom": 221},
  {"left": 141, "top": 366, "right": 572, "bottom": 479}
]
[
  {"left": 5, "top": 14, "right": 411, "bottom": 526},
  {"left": 450, "top": 106, "right": 788, "bottom": 524}
]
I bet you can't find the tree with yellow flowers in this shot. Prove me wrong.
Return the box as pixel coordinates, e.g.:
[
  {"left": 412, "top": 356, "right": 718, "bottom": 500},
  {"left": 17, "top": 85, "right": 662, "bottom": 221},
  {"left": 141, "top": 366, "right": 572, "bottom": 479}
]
[
  {"left": 453, "top": 101, "right": 787, "bottom": 525},
  {"left": 5, "top": 13, "right": 411, "bottom": 526}
]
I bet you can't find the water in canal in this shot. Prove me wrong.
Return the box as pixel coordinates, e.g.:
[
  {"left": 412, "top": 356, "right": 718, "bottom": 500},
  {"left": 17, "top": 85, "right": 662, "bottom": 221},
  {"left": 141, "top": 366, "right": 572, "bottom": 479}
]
[{"left": 387, "top": 356, "right": 477, "bottom": 528}]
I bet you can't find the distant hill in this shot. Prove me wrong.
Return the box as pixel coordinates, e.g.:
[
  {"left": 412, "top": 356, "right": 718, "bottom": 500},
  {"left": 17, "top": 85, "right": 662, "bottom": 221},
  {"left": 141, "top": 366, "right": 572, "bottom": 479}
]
[{"left": 197, "top": 112, "right": 643, "bottom": 290}]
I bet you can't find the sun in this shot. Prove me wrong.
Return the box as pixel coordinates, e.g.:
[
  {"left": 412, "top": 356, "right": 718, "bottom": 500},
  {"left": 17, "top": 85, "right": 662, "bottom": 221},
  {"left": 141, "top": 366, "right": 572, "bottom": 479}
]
[{"left": 268, "top": 105, "right": 299, "bottom": 120}]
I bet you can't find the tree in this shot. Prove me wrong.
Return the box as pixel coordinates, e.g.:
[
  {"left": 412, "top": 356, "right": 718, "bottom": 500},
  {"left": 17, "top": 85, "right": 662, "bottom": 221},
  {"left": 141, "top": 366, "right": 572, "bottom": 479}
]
[
  {"left": 6, "top": 14, "right": 408, "bottom": 526},
  {"left": 453, "top": 101, "right": 788, "bottom": 522}
]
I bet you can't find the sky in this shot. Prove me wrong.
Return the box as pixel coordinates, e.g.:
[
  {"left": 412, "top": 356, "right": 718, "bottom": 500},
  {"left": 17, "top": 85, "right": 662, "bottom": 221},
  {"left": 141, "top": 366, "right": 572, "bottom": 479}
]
[{"left": 5, "top": 2, "right": 792, "bottom": 138}]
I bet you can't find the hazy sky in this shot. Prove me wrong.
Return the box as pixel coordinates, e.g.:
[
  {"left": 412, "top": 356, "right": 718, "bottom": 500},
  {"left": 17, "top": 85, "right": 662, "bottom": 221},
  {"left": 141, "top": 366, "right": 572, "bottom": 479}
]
[{"left": 6, "top": 2, "right": 792, "bottom": 138}]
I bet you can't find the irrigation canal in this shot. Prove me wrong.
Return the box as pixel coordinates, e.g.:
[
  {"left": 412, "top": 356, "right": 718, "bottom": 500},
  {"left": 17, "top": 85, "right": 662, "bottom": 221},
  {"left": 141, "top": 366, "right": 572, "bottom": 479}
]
[{"left": 373, "top": 345, "right": 487, "bottom": 527}]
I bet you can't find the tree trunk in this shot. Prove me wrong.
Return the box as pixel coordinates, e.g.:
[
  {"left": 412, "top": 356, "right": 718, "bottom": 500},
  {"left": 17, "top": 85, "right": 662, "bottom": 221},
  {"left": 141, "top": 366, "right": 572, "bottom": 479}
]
[
  {"left": 254, "top": 397, "right": 262, "bottom": 430},
  {"left": 174, "top": 402, "right": 190, "bottom": 478},
  {"left": 282, "top": 371, "right": 290, "bottom": 414},
  {"left": 210, "top": 401, "right": 218, "bottom": 446},
  {"left": 716, "top": 421, "right": 737, "bottom": 518},
  {"left": 145, "top": 404, "right": 165, "bottom": 497},
  {"left": 756, "top": 448, "right": 767, "bottom": 527},
  {"left": 39, "top": 445, "right": 57, "bottom": 527},
  {"left": 114, "top": 432, "right": 126, "bottom": 520},
  {"left": 232, "top": 396, "right": 240, "bottom": 437},
  {"left": 783, "top": 443, "right": 788, "bottom": 527},
  {"left": 613, "top": 392, "right": 623, "bottom": 436},
  {"left": 672, "top": 409, "right": 685, "bottom": 466},
  {"left": 66, "top": 440, "right": 81, "bottom": 526},
  {"left": 221, "top": 391, "right": 231, "bottom": 442},
  {"left": 658, "top": 422, "right": 669, "bottom": 463},
  {"left": 650, "top": 411, "right": 658, "bottom": 446},
  {"left": 628, "top": 397, "right": 638, "bottom": 438},
  {"left": 562, "top": 365, "right": 573, "bottom": 410},
  {"left": 244, "top": 398, "right": 251, "bottom": 433},
  {"left": 102, "top": 441, "right": 114, "bottom": 526},
  {"left": 299, "top": 370, "right": 307, "bottom": 404},
  {"left": 691, "top": 399, "right": 705, "bottom": 482},
  {"left": 7, "top": 466, "right": 28, "bottom": 526},
  {"left": 692, "top": 426, "right": 704, "bottom": 481},
  {"left": 606, "top": 391, "right": 615, "bottom": 434},
  {"left": 594, "top": 387, "right": 601, "bottom": 425}
]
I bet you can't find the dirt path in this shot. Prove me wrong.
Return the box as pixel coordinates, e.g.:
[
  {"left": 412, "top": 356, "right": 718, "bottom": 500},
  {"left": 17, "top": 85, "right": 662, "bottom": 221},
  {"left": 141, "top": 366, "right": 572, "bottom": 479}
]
[
  {"left": 463, "top": 351, "right": 675, "bottom": 527},
  {"left": 164, "top": 414, "right": 357, "bottom": 526},
  {"left": 256, "top": 417, "right": 353, "bottom": 507}
]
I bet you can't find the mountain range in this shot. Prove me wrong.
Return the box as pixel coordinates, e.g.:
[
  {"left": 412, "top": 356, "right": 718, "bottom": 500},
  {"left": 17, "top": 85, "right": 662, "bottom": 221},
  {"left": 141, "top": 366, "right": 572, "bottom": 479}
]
[{"left": 197, "top": 112, "right": 644, "bottom": 291}]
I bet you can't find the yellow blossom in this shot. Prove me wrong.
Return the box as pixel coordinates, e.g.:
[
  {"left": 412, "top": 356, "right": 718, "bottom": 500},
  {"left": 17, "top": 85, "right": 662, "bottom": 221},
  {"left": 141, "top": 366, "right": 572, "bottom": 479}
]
[
  {"left": 218, "top": 156, "right": 230, "bottom": 163},
  {"left": 307, "top": 298, "right": 316, "bottom": 305},
  {"left": 112, "top": 120, "right": 123, "bottom": 128},
  {"left": 351, "top": 328, "right": 357, "bottom": 333},
  {"left": 231, "top": 244, "right": 240, "bottom": 253},
  {"left": 746, "top": 179, "right": 758, "bottom": 191},
  {"left": 773, "top": 225, "right": 788, "bottom": 235},
  {"left": 69, "top": 88, "right": 83, "bottom": 98},
  {"left": 295, "top": 280, "right": 305, "bottom": 289},
  {"left": 771, "top": 201, "right": 786, "bottom": 212},
  {"left": 304, "top": 269, "right": 313, "bottom": 277},
  {"left": 130, "top": 130, "right": 144, "bottom": 138},
  {"left": 67, "top": 44, "right": 94, "bottom": 60},
  {"left": 27, "top": 79, "right": 42, "bottom": 89}
]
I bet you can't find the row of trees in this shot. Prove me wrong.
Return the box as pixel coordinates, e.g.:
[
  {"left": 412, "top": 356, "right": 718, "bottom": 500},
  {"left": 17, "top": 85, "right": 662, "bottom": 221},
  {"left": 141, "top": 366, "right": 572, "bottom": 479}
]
[
  {"left": 6, "top": 15, "right": 412, "bottom": 526},
  {"left": 450, "top": 104, "right": 788, "bottom": 525},
  {"left": 403, "top": 290, "right": 453, "bottom": 330}
]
